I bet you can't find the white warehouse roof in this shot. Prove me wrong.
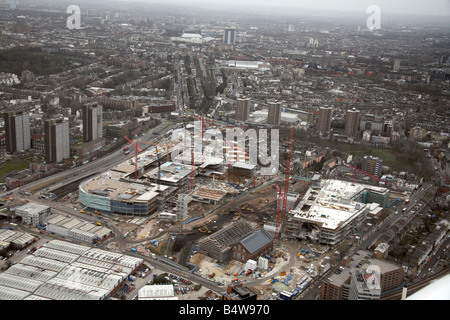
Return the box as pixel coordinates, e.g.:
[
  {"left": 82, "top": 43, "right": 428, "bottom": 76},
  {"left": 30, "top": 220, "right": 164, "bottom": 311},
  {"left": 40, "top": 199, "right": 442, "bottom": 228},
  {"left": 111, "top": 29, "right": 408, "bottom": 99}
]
[
  {"left": 4, "top": 263, "right": 59, "bottom": 282},
  {"left": 0, "top": 240, "right": 143, "bottom": 300},
  {"left": 19, "top": 255, "right": 69, "bottom": 272},
  {"left": 0, "top": 285, "right": 31, "bottom": 300},
  {"left": 45, "top": 239, "right": 91, "bottom": 256},
  {"left": 34, "top": 277, "right": 109, "bottom": 300},
  {"left": 56, "top": 265, "right": 123, "bottom": 291},
  {"left": 0, "top": 273, "right": 43, "bottom": 293},
  {"left": 33, "top": 247, "right": 80, "bottom": 264}
]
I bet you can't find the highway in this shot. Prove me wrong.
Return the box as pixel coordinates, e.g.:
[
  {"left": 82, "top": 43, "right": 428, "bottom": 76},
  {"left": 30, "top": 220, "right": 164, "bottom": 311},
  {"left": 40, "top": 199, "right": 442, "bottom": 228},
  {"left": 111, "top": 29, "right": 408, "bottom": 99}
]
[
  {"left": 2, "top": 119, "right": 180, "bottom": 253},
  {"left": 0, "top": 116, "right": 231, "bottom": 296},
  {"left": 1, "top": 119, "right": 174, "bottom": 199}
]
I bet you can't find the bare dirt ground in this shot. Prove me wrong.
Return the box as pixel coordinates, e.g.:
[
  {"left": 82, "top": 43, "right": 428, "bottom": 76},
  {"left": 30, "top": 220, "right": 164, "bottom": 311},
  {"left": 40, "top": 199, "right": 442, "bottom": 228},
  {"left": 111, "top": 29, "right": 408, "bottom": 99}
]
[
  {"left": 165, "top": 179, "right": 311, "bottom": 264},
  {"left": 136, "top": 219, "right": 161, "bottom": 239}
]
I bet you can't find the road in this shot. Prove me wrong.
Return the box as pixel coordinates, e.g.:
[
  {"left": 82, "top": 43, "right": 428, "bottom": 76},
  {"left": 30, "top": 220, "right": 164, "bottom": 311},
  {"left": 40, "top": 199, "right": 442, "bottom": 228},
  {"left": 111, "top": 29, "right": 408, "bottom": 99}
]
[
  {"left": 3, "top": 118, "right": 179, "bottom": 247},
  {"left": 413, "top": 235, "right": 450, "bottom": 282},
  {"left": 357, "top": 182, "right": 435, "bottom": 250},
  {"left": 125, "top": 251, "right": 227, "bottom": 298},
  {"left": 2, "top": 120, "right": 174, "bottom": 198},
  {"left": 296, "top": 182, "right": 437, "bottom": 300}
]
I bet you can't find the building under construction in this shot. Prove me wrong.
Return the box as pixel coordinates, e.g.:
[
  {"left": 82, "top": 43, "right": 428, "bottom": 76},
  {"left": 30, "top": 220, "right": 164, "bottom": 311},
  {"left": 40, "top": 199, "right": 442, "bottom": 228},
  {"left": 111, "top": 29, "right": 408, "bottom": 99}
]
[
  {"left": 197, "top": 220, "right": 260, "bottom": 263},
  {"left": 284, "top": 179, "right": 390, "bottom": 245}
]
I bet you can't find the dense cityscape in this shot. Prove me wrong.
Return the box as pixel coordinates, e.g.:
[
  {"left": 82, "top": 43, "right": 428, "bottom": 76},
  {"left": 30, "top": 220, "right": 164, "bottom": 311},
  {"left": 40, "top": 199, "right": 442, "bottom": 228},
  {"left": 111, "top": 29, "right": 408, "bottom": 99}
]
[{"left": 0, "top": 0, "right": 449, "bottom": 304}]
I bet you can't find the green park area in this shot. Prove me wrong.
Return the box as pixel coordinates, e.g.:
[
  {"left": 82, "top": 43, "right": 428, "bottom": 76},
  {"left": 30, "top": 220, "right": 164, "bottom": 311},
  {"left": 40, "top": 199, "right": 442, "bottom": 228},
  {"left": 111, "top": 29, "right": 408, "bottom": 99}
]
[
  {"left": 0, "top": 159, "right": 30, "bottom": 180},
  {"left": 314, "top": 140, "right": 417, "bottom": 172}
]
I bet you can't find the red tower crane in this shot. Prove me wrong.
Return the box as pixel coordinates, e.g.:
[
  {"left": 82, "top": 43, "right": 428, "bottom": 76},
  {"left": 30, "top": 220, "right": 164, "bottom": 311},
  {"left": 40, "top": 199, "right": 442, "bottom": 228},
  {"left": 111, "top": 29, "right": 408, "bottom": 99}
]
[
  {"left": 124, "top": 136, "right": 142, "bottom": 180},
  {"left": 343, "top": 162, "right": 388, "bottom": 186},
  {"left": 275, "top": 184, "right": 292, "bottom": 241},
  {"left": 282, "top": 127, "right": 294, "bottom": 220},
  {"left": 179, "top": 114, "right": 211, "bottom": 140}
]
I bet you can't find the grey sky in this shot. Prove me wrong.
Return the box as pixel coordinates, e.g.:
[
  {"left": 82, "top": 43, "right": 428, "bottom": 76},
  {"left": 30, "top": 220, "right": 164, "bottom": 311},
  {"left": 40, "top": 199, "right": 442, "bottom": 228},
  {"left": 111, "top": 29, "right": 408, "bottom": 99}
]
[{"left": 138, "top": 0, "right": 450, "bottom": 17}]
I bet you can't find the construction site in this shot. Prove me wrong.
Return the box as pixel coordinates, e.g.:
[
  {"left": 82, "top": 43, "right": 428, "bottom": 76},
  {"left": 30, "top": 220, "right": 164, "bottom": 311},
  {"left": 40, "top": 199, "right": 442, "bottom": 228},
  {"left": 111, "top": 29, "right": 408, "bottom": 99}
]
[{"left": 26, "top": 114, "right": 397, "bottom": 300}]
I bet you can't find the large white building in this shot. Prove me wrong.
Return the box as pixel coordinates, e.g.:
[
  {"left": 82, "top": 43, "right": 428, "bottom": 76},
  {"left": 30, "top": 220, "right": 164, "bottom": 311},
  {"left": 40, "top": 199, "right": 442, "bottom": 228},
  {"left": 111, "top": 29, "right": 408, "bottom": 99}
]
[{"left": 285, "top": 179, "right": 390, "bottom": 245}]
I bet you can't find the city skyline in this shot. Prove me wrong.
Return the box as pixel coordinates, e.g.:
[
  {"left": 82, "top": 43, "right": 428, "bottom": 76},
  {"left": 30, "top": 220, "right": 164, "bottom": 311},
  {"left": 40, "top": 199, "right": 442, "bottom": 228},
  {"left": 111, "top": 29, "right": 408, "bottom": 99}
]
[{"left": 0, "top": 0, "right": 448, "bottom": 303}]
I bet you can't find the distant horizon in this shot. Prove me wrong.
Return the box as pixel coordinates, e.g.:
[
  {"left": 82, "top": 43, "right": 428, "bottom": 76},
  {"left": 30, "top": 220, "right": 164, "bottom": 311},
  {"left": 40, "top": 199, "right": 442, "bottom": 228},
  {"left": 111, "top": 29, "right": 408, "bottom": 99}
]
[
  {"left": 105, "top": 0, "right": 450, "bottom": 18},
  {"left": 18, "top": 0, "right": 450, "bottom": 18}
]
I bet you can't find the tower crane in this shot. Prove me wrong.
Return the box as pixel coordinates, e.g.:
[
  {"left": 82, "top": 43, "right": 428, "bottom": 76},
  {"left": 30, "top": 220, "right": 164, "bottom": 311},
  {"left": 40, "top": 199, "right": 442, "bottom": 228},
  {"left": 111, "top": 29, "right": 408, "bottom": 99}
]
[
  {"left": 343, "top": 162, "right": 388, "bottom": 186},
  {"left": 275, "top": 184, "right": 293, "bottom": 241},
  {"left": 282, "top": 127, "right": 294, "bottom": 220},
  {"left": 133, "top": 139, "right": 175, "bottom": 162},
  {"left": 124, "top": 136, "right": 142, "bottom": 180}
]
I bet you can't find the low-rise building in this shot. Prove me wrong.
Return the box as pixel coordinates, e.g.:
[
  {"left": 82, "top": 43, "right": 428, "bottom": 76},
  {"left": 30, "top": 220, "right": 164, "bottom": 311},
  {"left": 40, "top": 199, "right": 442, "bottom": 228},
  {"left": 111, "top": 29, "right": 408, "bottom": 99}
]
[
  {"left": 14, "top": 202, "right": 51, "bottom": 227},
  {"left": 45, "top": 214, "right": 112, "bottom": 244},
  {"left": 230, "top": 228, "right": 274, "bottom": 264},
  {"left": 137, "top": 284, "right": 178, "bottom": 300}
]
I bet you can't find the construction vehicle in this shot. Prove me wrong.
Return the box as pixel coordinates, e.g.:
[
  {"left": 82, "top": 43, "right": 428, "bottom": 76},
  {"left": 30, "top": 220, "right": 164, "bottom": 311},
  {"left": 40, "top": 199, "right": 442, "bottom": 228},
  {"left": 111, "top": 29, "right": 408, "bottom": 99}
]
[
  {"left": 198, "top": 226, "right": 211, "bottom": 233},
  {"left": 80, "top": 210, "right": 85, "bottom": 213}
]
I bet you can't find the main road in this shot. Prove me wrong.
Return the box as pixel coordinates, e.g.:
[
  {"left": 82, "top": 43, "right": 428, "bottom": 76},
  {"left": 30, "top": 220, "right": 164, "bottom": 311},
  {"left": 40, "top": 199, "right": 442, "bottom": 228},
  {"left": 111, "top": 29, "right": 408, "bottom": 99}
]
[{"left": 1, "top": 119, "right": 176, "bottom": 199}]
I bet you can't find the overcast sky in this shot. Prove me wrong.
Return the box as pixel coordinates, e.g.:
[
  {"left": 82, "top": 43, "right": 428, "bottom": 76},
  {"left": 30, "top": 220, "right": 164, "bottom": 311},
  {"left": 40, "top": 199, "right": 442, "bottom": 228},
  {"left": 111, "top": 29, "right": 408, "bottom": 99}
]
[{"left": 133, "top": 0, "right": 450, "bottom": 17}]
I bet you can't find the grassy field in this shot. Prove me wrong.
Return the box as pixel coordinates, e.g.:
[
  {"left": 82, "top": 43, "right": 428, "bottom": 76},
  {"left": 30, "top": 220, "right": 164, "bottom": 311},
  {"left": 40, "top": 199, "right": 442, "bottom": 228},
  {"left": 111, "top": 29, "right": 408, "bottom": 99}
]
[
  {"left": 0, "top": 159, "right": 30, "bottom": 179},
  {"left": 314, "top": 140, "right": 416, "bottom": 171}
]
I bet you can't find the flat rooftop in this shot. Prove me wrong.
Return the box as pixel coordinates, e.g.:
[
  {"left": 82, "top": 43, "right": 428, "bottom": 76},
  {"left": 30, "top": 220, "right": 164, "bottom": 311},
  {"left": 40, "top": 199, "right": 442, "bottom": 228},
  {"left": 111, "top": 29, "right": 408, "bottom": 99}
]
[
  {"left": 0, "top": 239, "right": 143, "bottom": 300},
  {"left": 292, "top": 179, "right": 389, "bottom": 231},
  {"left": 15, "top": 202, "right": 49, "bottom": 215},
  {"left": 80, "top": 170, "right": 164, "bottom": 203},
  {"left": 192, "top": 187, "right": 227, "bottom": 202}
]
